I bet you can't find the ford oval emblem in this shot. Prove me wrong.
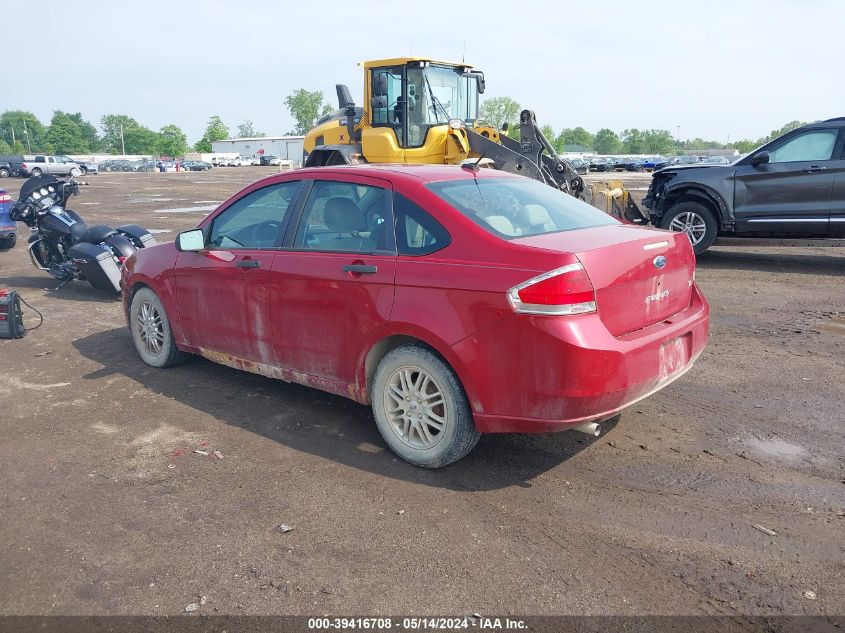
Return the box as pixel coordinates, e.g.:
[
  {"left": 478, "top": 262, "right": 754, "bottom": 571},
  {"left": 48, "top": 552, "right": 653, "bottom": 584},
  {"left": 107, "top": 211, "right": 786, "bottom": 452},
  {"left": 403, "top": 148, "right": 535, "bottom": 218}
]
[{"left": 653, "top": 255, "right": 667, "bottom": 269}]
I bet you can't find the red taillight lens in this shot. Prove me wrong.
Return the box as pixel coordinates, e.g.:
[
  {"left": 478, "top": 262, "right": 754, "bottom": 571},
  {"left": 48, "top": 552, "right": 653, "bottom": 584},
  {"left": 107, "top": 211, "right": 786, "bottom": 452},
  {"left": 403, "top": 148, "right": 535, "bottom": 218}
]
[
  {"left": 0, "top": 194, "right": 11, "bottom": 203},
  {"left": 508, "top": 263, "right": 596, "bottom": 315}
]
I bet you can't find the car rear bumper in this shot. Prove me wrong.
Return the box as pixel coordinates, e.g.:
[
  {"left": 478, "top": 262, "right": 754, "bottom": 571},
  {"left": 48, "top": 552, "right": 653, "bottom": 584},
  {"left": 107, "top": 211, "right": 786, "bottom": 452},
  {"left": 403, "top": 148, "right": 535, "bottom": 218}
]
[
  {"left": 454, "top": 284, "right": 709, "bottom": 433},
  {"left": 0, "top": 224, "right": 16, "bottom": 238}
]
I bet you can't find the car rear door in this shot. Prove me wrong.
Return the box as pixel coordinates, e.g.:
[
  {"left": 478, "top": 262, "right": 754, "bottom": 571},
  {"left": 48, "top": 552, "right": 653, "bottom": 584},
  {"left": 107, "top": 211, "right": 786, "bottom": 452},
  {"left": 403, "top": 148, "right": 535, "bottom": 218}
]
[
  {"left": 175, "top": 180, "right": 303, "bottom": 364},
  {"left": 733, "top": 127, "right": 841, "bottom": 234},
  {"left": 269, "top": 174, "right": 396, "bottom": 387}
]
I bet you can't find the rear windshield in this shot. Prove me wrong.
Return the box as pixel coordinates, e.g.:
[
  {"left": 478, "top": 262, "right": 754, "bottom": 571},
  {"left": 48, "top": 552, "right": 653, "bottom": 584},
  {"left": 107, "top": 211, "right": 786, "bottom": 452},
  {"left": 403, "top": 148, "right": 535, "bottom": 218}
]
[{"left": 426, "top": 177, "right": 617, "bottom": 239}]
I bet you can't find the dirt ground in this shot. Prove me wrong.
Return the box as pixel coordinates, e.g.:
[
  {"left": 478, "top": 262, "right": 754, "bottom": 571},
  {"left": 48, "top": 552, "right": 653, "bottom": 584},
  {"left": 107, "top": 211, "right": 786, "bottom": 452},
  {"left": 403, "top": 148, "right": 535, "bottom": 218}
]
[{"left": 0, "top": 168, "right": 843, "bottom": 620}]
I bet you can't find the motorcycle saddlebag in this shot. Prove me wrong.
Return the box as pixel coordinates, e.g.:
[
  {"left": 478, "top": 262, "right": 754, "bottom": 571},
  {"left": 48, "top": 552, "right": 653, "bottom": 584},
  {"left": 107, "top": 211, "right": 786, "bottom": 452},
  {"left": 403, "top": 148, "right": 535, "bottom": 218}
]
[
  {"left": 116, "top": 224, "right": 157, "bottom": 248},
  {"left": 67, "top": 242, "right": 121, "bottom": 292}
]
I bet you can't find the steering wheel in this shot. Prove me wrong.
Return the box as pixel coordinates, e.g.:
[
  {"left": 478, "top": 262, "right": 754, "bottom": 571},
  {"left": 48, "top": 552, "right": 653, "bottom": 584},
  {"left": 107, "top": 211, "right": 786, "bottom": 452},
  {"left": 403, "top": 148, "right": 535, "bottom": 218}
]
[{"left": 244, "top": 220, "right": 282, "bottom": 248}]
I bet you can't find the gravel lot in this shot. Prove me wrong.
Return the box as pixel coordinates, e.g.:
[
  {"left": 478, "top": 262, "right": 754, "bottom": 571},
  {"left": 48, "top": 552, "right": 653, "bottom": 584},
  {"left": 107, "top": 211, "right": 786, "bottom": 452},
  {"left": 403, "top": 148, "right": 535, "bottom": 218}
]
[{"left": 0, "top": 168, "right": 843, "bottom": 620}]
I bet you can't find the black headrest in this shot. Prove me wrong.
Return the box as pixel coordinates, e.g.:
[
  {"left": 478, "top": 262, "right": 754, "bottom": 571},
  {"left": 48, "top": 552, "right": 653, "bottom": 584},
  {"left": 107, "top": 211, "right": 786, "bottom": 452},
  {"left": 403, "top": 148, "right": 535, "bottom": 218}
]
[{"left": 324, "top": 197, "right": 366, "bottom": 233}]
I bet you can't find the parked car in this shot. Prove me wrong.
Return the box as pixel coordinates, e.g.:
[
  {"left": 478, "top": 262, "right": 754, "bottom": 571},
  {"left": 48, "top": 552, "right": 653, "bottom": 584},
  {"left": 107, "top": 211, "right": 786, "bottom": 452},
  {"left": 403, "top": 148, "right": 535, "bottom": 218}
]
[
  {"left": 625, "top": 158, "right": 647, "bottom": 172},
  {"left": 655, "top": 155, "right": 700, "bottom": 170},
  {"left": 122, "top": 164, "right": 709, "bottom": 468},
  {"left": 184, "top": 160, "right": 212, "bottom": 171},
  {"left": 699, "top": 156, "right": 732, "bottom": 165},
  {"left": 260, "top": 155, "right": 281, "bottom": 166},
  {"left": 0, "top": 187, "right": 15, "bottom": 248},
  {"left": 211, "top": 157, "right": 229, "bottom": 167},
  {"left": 0, "top": 155, "right": 26, "bottom": 178},
  {"left": 589, "top": 157, "right": 613, "bottom": 172},
  {"left": 76, "top": 160, "right": 99, "bottom": 175},
  {"left": 612, "top": 157, "right": 630, "bottom": 171},
  {"left": 561, "top": 157, "right": 588, "bottom": 175},
  {"left": 643, "top": 117, "right": 845, "bottom": 254},
  {"left": 20, "top": 155, "right": 82, "bottom": 177},
  {"left": 641, "top": 157, "right": 666, "bottom": 171}
]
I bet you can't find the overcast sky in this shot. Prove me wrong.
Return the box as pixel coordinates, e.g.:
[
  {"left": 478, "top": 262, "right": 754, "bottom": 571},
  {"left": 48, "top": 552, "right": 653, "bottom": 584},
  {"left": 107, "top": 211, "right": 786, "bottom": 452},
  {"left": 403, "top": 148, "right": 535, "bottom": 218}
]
[{"left": 4, "top": 0, "right": 843, "bottom": 144}]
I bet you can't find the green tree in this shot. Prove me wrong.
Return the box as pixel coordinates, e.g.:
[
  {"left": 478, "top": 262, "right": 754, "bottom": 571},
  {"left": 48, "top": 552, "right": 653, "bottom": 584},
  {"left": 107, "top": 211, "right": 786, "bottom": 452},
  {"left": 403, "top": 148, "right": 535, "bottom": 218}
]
[
  {"left": 478, "top": 96, "right": 521, "bottom": 132},
  {"left": 0, "top": 111, "right": 47, "bottom": 152},
  {"left": 194, "top": 116, "right": 230, "bottom": 153},
  {"left": 767, "top": 120, "right": 807, "bottom": 141},
  {"left": 237, "top": 120, "right": 265, "bottom": 138},
  {"left": 101, "top": 114, "right": 140, "bottom": 154},
  {"left": 66, "top": 112, "right": 99, "bottom": 150},
  {"left": 621, "top": 128, "right": 646, "bottom": 154},
  {"left": 284, "top": 89, "right": 331, "bottom": 135},
  {"left": 555, "top": 127, "right": 593, "bottom": 152},
  {"left": 157, "top": 124, "right": 188, "bottom": 158},
  {"left": 540, "top": 124, "right": 555, "bottom": 146},
  {"left": 46, "top": 111, "right": 90, "bottom": 154},
  {"left": 593, "top": 128, "right": 621, "bottom": 154},
  {"left": 642, "top": 129, "right": 676, "bottom": 154}
]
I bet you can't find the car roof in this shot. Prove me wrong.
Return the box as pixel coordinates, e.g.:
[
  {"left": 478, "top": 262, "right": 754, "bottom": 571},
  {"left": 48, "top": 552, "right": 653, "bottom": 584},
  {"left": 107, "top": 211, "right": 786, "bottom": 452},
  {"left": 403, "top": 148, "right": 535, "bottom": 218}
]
[{"left": 290, "top": 163, "right": 521, "bottom": 185}]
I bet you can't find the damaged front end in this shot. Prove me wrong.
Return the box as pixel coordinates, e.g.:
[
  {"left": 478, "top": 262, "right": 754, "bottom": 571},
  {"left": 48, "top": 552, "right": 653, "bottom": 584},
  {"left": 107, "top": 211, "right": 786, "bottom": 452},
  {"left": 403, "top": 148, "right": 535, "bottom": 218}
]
[{"left": 642, "top": 170, "right": 678, "bottom": 221}]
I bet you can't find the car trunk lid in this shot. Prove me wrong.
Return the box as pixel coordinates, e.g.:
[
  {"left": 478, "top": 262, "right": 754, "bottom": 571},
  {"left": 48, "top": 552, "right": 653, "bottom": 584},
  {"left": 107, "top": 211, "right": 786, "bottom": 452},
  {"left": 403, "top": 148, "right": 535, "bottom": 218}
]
[{"left": 512, "top": 225, "right": 695, "bottom": 336}]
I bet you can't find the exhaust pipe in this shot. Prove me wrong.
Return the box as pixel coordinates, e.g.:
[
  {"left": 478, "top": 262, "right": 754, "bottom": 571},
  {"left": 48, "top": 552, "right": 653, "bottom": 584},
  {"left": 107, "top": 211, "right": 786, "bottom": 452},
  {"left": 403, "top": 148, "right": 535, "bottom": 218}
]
[{"left": 572, "top": 421, "right": 601, "bottom": 436}]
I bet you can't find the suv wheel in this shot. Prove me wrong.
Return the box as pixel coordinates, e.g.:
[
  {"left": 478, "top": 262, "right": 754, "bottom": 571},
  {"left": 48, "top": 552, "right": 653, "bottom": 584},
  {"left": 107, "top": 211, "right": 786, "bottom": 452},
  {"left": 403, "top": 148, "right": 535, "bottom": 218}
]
[
  {"left": 0, "top": 168, "right": 9, "bottom": 178},
  {"left": 371, "top": 345, "right": 480, "bottom": 468},
  {"left": 660, "top": 201, "right": 718, "bottom": 255},
  {"left": 30, "top": 168, "right": 43, "bottom": 177}
]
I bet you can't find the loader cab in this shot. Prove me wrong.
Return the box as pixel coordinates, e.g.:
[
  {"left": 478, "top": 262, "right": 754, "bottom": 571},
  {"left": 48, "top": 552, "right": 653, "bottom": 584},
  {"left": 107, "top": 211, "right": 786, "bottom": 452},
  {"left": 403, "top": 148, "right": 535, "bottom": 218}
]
[{"left": 364, "top": 58, "right": 484, "bottom": 162}]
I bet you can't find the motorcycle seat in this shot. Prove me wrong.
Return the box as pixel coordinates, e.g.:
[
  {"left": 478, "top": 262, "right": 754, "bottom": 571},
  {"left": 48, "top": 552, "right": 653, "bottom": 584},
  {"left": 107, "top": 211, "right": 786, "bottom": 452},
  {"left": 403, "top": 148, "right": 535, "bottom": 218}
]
[{"left": 74, "top": 224, "right": 117, "bottom": 245}]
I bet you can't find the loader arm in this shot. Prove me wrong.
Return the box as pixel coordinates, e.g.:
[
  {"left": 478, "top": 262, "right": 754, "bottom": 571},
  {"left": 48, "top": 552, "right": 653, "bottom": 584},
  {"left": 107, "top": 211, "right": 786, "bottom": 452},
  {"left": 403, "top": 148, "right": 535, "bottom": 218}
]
[{"left": 466, "top": 109, "right": 584, "bottom": 198}]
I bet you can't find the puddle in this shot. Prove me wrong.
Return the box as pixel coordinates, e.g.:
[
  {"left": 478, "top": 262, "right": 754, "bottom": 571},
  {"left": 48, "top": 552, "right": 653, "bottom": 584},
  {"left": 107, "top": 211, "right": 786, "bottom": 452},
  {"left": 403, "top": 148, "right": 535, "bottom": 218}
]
[
  {"left": 154, "top": 205, "right": 217, "bottom": 213},
  {"left": 744, "top": 438, "right": 807, "bottom": 461}
]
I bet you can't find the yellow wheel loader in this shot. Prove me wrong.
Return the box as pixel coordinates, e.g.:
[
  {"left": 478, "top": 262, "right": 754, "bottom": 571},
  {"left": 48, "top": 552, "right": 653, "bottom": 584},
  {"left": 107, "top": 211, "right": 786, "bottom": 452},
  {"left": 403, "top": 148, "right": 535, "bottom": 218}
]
[{"left": 303, "top": 57, "right": 586, "bottom": 199}]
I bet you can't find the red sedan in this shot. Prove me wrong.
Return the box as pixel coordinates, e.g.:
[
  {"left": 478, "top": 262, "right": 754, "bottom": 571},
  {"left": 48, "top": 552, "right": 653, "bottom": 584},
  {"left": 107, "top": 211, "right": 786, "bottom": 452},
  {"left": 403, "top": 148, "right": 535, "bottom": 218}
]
[{"left": 122, "top": 165, "right": 708, "bottom": 468}]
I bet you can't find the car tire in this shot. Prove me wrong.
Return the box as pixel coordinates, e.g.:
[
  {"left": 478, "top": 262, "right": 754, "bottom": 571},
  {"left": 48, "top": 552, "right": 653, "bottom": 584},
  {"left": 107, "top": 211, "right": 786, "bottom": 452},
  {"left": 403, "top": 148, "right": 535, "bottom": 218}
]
[
  {"left": 30, "top": 168, "right": 43, "bottom": 177},
  {"left": 0, "top": 234, "right": 15, "bottom": 249},
  {"left": 660, "top": 201, "right": 718, "bottom": 255},
  {"left": 79, "top": 167, "right": 88, "bottom": 175},
  {"left": 0, "top": 168, "right": 9, "bottom": 178},
  {"left": 371, "top": 345, "right": 480, "bottom": 468},
  {"left": 129, "top": 287, "right": 190, "bottom": 368},
  {"left": 69, "top": 168, "right": 81, "bottom": 177}
]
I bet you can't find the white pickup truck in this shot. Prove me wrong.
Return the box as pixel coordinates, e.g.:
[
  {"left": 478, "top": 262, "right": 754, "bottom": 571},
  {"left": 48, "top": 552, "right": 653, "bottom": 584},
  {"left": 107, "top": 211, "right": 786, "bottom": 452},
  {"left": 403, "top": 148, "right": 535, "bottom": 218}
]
[{"left": 21, "top": 155, "right": 82, "bottom": 178}]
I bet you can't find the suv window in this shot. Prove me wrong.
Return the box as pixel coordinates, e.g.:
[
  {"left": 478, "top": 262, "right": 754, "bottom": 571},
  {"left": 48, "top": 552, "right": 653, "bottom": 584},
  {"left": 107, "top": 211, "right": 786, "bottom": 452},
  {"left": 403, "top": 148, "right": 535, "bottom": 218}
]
[
  {"left": 294, "top": 180, "right": 392, "bottom": 253},
  {"left": 768, "top": 129, "right": 839, "bottom": 163},
  {"left": 208, "top": 181, "right": 301, "bottom": 249},
  {"left": 394, "top": 193, "right": 450, "bottom": 256},
  {"left": 427, "top": 177, "right": 616, "bottom": 239}
]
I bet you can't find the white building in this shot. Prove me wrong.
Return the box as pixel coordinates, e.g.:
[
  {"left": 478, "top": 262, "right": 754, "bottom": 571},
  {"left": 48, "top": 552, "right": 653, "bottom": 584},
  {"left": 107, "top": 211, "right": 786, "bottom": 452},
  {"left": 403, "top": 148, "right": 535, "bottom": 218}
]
[{"left": 211, "top": 136, "right": 305, "bottom": 165}]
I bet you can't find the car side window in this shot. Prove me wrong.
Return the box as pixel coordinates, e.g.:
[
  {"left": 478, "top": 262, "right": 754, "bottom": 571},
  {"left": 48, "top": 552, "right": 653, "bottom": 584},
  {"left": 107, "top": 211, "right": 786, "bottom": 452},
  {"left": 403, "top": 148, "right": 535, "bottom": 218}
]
[
  {"left": 294, "top": 180, "right": 392, "bottom": 253},
  {"left": 393, "top": 193, "right": 450, "bottom": 256},
  {"left": 208, "top": 181, "right": 301, "bottom": 249},
  {"left": 768, "top": 130, "right": 839, "bottom": 163}
]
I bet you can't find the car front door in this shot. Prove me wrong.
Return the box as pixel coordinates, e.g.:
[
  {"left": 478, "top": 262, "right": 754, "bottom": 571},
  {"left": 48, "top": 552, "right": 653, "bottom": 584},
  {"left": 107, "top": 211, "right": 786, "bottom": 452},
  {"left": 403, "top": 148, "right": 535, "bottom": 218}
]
[
  {"left": 175, "top": 180, "right": 302, "bottom": 365},
  {"left": 269, "top": 175, "right": 396, "bottom": 390},
  {"left": 733, "top": 127, "right": 842, "bottom": 234},
  {"left": 829, "top": 130, "right": 845, "bottom": 236}
]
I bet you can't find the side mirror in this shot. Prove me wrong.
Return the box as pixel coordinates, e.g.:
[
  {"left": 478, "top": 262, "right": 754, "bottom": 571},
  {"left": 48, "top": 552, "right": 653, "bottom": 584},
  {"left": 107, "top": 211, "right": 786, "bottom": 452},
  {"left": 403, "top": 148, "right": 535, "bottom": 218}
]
[
  {"left": 175, "top": 228, "right": 205, "bottom": 252},
  {"left": 750, "top": 151, "right": 769, "bottom": 167}
]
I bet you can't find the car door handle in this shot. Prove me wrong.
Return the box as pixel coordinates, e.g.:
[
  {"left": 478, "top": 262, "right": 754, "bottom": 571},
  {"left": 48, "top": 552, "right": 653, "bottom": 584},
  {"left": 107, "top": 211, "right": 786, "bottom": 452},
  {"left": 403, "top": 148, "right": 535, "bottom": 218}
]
[
  {"left": 342, "top": 264, "right": 378, "bottom": 274},
  {"left": 235, "top": 259, "right": 260, "bottom": 268},
  {"left": 804, "top": 166, "right": 827, "bottom": 173}
]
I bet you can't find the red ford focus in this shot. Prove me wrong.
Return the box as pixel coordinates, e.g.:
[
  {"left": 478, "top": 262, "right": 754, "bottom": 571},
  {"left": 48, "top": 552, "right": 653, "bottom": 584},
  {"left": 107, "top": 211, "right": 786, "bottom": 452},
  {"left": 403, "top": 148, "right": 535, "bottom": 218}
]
[{"left": 122, "top": 165, "right": 708, "bottom": 468}]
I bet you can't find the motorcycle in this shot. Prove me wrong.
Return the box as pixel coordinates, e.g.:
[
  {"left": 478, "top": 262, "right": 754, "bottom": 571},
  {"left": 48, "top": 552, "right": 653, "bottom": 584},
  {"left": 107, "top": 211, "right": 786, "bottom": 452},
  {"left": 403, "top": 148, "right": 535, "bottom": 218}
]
[{"left": 10, "top": 175, "right": 156, "bottom": 292}]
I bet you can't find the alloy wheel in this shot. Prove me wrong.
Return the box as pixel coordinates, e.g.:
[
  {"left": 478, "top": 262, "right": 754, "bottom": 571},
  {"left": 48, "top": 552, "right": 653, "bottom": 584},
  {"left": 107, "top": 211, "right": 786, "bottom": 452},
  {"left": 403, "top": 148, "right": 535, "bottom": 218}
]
[
  {"left": 383, "top": 366, "right": 447, "bottom": 449},
  {"left": 668, "top": 211, "right": 707, "bottom": 245},
  {"left": 136, "top": 301, "right": 164, "bottom": 356}
]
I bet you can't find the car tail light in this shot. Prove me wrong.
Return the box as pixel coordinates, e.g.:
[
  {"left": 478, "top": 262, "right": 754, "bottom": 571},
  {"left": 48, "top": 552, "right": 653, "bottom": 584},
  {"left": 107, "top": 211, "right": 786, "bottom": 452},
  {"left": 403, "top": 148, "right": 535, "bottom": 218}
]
[
  {"left": 507, "top": 263, "right": 596, "bottom": 315},
  {"left": 0, "top": 193, "right": 11, "bottom": 203}
]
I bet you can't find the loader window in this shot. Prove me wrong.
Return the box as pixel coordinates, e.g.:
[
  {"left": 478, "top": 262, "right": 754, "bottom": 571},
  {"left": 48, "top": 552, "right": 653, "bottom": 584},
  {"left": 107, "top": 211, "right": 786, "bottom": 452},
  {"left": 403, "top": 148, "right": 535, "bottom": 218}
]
[
  {"left": 370, "top": 66, "right": 404, "bottom": 143},
  {"left": 406, "top": 65, "right": 480, "bottom": 148}
]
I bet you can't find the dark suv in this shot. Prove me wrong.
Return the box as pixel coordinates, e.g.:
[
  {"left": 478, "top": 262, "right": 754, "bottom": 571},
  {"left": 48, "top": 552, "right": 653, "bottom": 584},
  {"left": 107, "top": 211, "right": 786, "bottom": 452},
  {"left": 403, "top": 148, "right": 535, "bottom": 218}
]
[{"left": 643, "top": 118, "right": 845, "bottom": 253}]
